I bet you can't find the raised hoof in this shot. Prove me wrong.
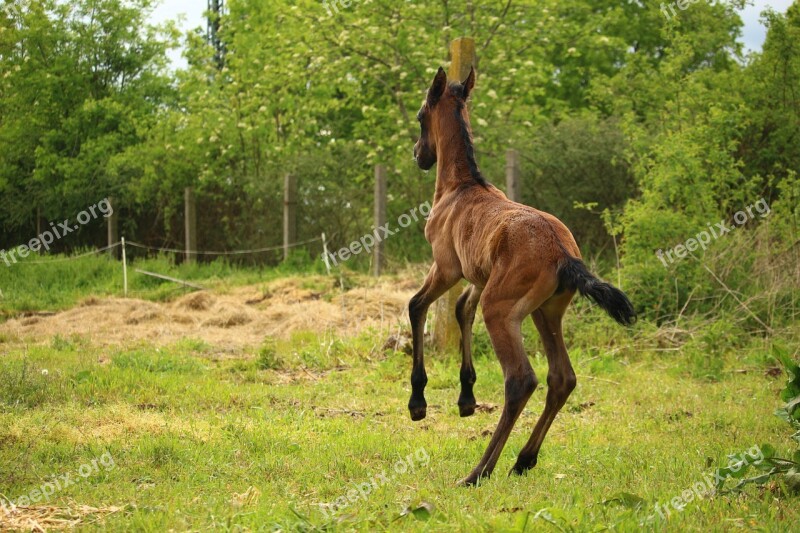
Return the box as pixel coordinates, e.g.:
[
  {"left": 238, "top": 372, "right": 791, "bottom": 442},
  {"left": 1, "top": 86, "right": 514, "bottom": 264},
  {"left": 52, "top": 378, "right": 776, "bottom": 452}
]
[
  {"left": 458, "top": 404, "right": 476, "bottom": 417},
  {"left": 409, "top": 405, "right": 427, "bottom": 421}
]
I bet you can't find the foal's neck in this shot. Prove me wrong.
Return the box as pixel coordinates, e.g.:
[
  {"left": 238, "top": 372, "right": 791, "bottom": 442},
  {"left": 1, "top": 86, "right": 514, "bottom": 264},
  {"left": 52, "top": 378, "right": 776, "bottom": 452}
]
[{"left": 434, "top": 114, "right": 486, "bottom": 200}]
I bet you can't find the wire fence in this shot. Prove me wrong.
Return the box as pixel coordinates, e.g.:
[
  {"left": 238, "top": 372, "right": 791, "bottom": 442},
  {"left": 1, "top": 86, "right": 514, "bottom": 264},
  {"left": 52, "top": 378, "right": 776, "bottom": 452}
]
[
  {"left": 125, "top": 237, "right": 322, "bottom": 256},
  {"left": 8, "top": 237, "right": 324, "bottom": 265},
  {"left": 5, "top": 236, "right": 328, "bottom": 297},
  {"left": 7, "top": 242, "right": 123, "bottom": 265}
]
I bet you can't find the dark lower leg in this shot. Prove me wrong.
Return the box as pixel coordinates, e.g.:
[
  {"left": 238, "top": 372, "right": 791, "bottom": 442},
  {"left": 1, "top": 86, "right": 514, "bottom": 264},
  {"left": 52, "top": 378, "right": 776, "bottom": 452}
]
[
  {"left": 511, "top": 310, "right": 575, "bottom": 475},
  {"left": 510, "top": 380, "right": 571, "bottom": 474},
  {"left": 459, "top": 308, "right": 537, "bottom": 485},
  {"left": 459, "top": 369, "right": 537, "bottom": 485},
  {"left": 408, "top": 265, "right": 458, "bottom": 421},
  {"left": 408, "top": 292, "right": 430, "bottom": 421},
  {"left": 457, "top": 367, "right": 477, "bottom": 417},
  {"left": 456, "top": 286, "right": 481, "bottom": 417}
]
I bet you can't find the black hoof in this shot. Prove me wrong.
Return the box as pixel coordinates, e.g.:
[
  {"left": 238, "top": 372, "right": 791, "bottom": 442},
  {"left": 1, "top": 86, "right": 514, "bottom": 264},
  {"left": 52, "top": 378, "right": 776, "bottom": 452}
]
[
  {"left": 509, "top": 464, "right": 527, "bottom": 476},
  {"left": 510, "top": 455, "right": 537, "bottom": 476},
  {"left": 458, "top": 403, "right": 476, "bottom": 417},
  {"left": 409, "top": 403, "right": 427, "bottom": 421},
  {"left": 458, "top": 392, "right": 477, "bottom": 417},
  {"left": 409, "top": 407, "right": 426, "bottom": 421},
  {"left": 457, "top": 470, "right": 488, "bottom": 487}
]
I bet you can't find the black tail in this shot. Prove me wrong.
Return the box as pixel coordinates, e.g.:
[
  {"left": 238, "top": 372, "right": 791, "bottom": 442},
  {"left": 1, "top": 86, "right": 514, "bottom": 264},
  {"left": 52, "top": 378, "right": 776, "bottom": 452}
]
[{"left": 557, "top": 256, "right": 636, "bottom": 326}]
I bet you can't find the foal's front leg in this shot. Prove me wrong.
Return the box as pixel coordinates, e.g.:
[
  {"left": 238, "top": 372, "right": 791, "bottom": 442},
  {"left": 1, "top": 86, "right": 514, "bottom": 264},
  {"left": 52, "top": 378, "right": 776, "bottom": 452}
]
[
  {"left": 455, "top": 285, "right": 482, "bottom": 417},
  {"left": 408, "top": 264, "right": 460, "bottom": 421}
]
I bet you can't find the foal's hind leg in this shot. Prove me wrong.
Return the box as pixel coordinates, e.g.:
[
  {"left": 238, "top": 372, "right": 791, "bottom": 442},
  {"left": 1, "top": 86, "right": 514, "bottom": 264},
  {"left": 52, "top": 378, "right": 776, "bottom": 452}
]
[
  {"left": 458, "top": 282, "right": 548, "bottom": 486},
  {"left": 455, "top": 285, "right": 482, "bottom": 417},
  {"left": 511, "top": 294, "right": 576, "bottom": 475}
]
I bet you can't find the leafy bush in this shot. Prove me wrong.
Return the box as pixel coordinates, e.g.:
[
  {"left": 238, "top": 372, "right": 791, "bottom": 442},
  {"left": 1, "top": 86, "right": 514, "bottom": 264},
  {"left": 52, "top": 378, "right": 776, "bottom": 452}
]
[
  {"left": 714, "top": 347, "right": 800, "bottom": 494},
  {"left": 520, "top": 116, "right": 636, "bottom": 256}
]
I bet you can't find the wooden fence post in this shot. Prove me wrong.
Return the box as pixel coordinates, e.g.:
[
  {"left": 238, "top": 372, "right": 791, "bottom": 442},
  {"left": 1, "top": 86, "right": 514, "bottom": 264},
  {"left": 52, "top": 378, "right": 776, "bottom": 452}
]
[
  {"left": 107, "top": 196, "right": 119, "bottom": 258},
  {"left": 185, "top": 187, "right": 197, "bottom": 263},
  {"left": 448, "top": 37, "right": 476, "bottom": 81},
  {"left": 433, "top": 37, "right": 476, "bottom": 353},
  {"left": 283, "top": 174, "right": 297, "bottom": 261},
  {"left": 36, "top": 207, "right": 43, "bottom": 255},
  {"left": 505, "top": 149, "right": 521, "bottom": 203},
  {"left": 373, "top": 164, "right": 387, "bottom": 276}
]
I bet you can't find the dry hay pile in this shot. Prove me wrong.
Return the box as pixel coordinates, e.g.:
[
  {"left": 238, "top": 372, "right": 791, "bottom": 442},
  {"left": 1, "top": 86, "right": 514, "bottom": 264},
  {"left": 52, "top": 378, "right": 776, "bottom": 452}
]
[
  {"left": 0, "top": 277, "right": 415, "bottom": 349},
  {"left": 0, "top": 502, "right": 122, "bottom": 531}
]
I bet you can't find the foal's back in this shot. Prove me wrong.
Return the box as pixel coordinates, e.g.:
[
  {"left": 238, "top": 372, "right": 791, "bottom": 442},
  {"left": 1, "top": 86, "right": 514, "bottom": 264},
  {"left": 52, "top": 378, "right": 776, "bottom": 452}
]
[{"left": 434, "top": 184, "right": 581, "bottom": 289}]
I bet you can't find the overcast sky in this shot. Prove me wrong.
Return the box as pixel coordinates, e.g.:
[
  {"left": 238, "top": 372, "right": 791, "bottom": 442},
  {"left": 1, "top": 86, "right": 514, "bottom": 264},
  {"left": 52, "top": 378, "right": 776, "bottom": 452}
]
[{"left": 150, "top": 0, "right": 796, "bottom": 69}]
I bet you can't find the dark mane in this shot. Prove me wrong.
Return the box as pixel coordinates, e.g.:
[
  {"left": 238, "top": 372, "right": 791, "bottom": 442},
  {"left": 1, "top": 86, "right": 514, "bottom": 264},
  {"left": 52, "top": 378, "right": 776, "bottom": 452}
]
[{"left": 449, "top": 82, "right": 489, "bottom": 188}]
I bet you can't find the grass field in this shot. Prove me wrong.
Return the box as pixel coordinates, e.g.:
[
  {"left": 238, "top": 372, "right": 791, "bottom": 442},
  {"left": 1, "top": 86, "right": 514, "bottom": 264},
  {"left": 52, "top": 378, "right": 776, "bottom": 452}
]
[{"left": 1, "top": 261, "right": 798, "bottom": 531}]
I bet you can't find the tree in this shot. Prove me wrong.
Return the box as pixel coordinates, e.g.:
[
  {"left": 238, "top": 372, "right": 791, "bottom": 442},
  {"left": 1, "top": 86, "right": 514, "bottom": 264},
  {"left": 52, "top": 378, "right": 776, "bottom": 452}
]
[{"left": 0, "top": 0, "right": 177, "bottom": 249}]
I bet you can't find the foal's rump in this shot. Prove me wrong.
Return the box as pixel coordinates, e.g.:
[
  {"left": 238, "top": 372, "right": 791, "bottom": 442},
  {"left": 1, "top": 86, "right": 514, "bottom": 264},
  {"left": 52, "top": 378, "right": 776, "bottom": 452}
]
[{"left": 485, "top": 202, "right": 636, "bottom": 326}]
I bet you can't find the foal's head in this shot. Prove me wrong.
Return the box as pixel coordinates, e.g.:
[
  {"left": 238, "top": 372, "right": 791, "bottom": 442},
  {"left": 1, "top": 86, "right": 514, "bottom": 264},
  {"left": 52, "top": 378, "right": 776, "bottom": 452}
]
[{"left": 413, "top": 66, "right": 476, "bottom": 171}]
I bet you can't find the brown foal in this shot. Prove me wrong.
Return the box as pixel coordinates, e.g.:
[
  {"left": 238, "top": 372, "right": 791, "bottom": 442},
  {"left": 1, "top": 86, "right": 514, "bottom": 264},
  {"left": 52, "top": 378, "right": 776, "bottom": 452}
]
[{"left": 409, "top": 67, "right": 636, "bottom": 486}]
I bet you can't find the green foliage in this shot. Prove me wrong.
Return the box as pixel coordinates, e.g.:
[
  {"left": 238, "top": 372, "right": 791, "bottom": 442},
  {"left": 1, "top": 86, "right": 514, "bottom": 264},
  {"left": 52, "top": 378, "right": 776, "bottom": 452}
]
[
  {"left": 738, "top": 4, "right": 800, "bottom": 192},
  {"left": 774, "top": 348, "right": 800, "bottom": 443},
  {"left": 50, "top": 334, "right": 89, "bottom": 352},
  {"left": 714, "top": 347, "right": 800, "bottom": 495},
  {"left": 682, "top": 319, "right": 740, "bottom": 381},
  {"left": 471, "top": 322, "right": 494, "bottom": 360},
  {"left": 617, "top": 5, "right": 800, "bottom": 325},
  {"left": 520, "top": 116, "right": 635, "bottom": 254},
  {"left": 112, "top": 348, "right": 204, "bottom": 375},
  {"left": 1, "top": 0, "right": 778, "bottom": 276},
  {"left": 0, "top": 251, "right": 310, "bottom": 318},
  {"left": 0, "top": 0, "right": 178, "bottom": 245},
  {"left": 0, "top": 252, "right": 122, "bottom": 315}
]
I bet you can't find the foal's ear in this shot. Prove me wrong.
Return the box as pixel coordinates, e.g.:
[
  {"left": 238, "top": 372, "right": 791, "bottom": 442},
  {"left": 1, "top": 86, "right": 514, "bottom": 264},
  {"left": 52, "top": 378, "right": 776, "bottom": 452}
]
[
  {"left": 427, "top": 66, "right": 447, "bottom": 106},
  {"left": 462, "top": 66, "right": 476, "bottom": 100}
]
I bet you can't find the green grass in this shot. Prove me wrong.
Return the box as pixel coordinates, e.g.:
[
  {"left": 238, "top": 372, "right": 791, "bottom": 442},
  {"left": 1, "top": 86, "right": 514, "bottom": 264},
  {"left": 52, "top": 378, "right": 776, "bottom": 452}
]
[
  {"left": 0, "top": 322, "right": 797, "bottom": 531},
  {"left": 1, "top": 260, "right": 797, "bottom": 530}
]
